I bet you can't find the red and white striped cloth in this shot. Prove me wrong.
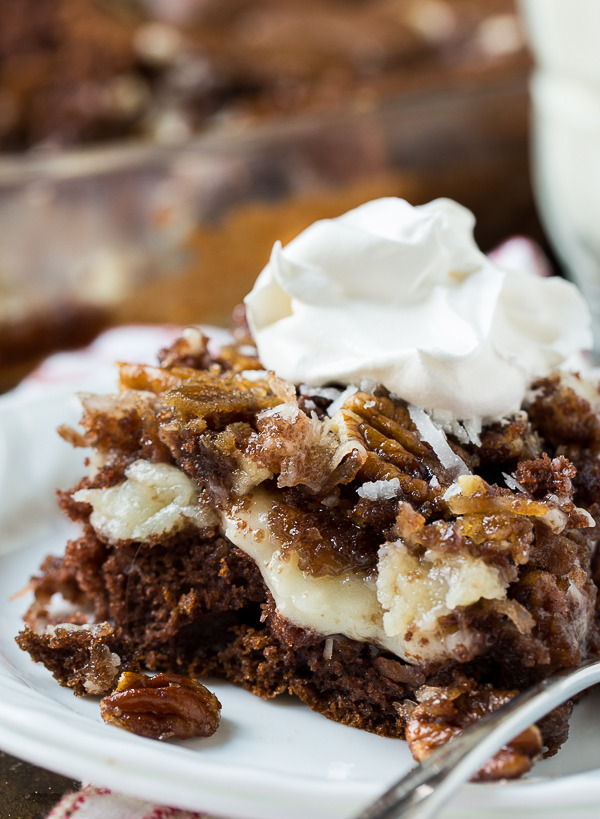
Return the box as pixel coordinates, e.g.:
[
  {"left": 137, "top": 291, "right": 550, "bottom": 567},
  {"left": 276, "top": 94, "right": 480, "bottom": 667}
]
[{"left": 46, "top": 785, "right": 212, "bottom": 819}]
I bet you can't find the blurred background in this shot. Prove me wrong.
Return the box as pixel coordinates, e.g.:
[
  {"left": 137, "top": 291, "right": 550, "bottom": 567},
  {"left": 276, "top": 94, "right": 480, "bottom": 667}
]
[
  {"left": 0, "top": 2, "right": 588, "bottom": 814},
  {"left": 0, "top": 0, "right": 538, "bottom": 389}
]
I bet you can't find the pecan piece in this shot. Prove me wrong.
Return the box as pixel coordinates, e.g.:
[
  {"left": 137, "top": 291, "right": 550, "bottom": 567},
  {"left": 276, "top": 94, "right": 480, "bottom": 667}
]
[
  {"left": 403, "top": 679, "right": 543, "bottom": 781},
  {"left": 100, "top": 672, "right": 221, "bottom": 741}
]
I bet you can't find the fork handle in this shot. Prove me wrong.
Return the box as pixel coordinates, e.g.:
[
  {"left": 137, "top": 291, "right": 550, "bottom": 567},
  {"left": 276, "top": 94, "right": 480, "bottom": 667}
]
[{"left": 356, "top": 658, "right": 600, "bottom": 819}]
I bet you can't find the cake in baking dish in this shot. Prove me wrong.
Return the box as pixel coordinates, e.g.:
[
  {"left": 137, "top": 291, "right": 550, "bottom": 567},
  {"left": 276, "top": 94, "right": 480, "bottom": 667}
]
[
  {"left": 17, "top": 199, "right": 600, "bottom": 778},
  {"left": 1, "top": 0, "right": 527, "bottom": 151},
  {"left": 0, "top": 1, "right": 533, "bottom": 391}
]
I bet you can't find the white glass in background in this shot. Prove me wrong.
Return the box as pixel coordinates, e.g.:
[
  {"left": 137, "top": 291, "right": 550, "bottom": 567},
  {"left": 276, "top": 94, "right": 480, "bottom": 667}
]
[{"left": 520, "top": 0, "right": 600, "bottom": 350}]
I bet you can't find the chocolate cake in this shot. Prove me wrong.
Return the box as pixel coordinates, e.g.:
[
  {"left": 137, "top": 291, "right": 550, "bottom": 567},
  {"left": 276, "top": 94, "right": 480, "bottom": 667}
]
[{"left": 16, "top": 199, "right": 600, "bottom": 779}]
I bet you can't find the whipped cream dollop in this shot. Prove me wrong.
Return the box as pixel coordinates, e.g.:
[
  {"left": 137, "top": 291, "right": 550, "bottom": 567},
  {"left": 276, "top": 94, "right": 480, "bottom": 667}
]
[{"left": 244, "top": 198, "right": 592, "bottom": 420}]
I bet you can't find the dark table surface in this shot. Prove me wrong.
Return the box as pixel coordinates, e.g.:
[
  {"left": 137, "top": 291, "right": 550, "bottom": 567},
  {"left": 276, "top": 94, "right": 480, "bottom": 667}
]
[{"left": 0, "top": 751, "right": 78, "bottom": 819}]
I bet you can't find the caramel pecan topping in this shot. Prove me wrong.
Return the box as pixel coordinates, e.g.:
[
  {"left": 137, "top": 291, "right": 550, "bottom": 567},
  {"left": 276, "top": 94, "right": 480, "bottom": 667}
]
[
  {"left": 447, "top": 475, "right": 549, "bottom": 519},
  {"left": 100, "top": 672, "right": 221, "bottom": 741},
  {"left": 156, "top": 325, "right": 262, "bottom": 374},
  {"left": 403, "top": 680, "right": 543, "bottom": 781},
  {"left": 335, "top": 393, "right": 447, "bottom": 512}
]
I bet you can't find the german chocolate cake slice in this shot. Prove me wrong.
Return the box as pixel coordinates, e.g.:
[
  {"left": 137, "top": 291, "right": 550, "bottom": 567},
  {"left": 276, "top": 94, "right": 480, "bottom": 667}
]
[{"left": 18, "top": 199, "right": 600, "bottom": 778}]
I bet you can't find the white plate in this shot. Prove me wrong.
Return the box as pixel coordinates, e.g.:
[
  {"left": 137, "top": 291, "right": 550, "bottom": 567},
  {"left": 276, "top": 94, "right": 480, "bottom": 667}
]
[{"left": 2, "top": 363, "right": 600, "bottom": 818}]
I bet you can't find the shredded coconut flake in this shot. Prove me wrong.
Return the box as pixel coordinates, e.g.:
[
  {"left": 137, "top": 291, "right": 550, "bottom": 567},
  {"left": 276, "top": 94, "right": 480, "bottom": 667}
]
[
  {"left": 408, "top": 406, "right": 471, "bottom": 476},
  {"left": 502, "top": 472, "right": 526, "bottom": 493},
  {"left": 299, "top": 384, "right": 342, "bottom": 401},
  {"left": 323, "top": 637, "right": 334, "bottom": 660},
  {"left": 430, "top": 409, "right": 482, "bottom": 447},
  {"left": 462, "top": 417, "right": 482, "bottom": 447},
  {"left": 357, "top": 478, "right": 401, "bottom": 501},
  {"left": 327, "top": 385, "right": 359, "bottom": 417}
]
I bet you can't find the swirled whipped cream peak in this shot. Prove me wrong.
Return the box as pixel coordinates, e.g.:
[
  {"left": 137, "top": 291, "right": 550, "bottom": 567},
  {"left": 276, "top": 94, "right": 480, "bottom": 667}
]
[{"left": 244, "top": 197, "right": 592, "bottom": 420}]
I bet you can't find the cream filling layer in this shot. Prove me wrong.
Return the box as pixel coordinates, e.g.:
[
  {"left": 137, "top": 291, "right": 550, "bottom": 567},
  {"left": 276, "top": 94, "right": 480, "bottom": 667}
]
[
  {"left": 223, "top": 489, "right": 507, "bottom": 664},
  {"left": 221, "top": 491, "right": 397, "bottom": 655},
  {"left": 73, "top": 460, "right": 218, "bottom": 542},
  {"left": 79, "top": 460, "right": 509, "bottom": 665}
]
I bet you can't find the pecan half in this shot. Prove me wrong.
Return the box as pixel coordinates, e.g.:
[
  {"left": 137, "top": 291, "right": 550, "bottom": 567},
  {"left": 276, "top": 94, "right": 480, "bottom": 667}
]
[{"left": 100, "top": 672, "right": 221, "bottom": 741}]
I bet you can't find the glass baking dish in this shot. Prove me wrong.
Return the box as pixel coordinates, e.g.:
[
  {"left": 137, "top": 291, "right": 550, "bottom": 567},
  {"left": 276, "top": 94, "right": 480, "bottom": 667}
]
[{"left": 0, "top": 69, "right": 533, "bottom": 389}]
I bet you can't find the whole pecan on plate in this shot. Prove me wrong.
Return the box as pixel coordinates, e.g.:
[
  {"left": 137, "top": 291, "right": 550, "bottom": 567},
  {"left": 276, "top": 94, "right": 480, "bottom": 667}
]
[{"left": 100, "top": 671, "right": 221, "bottom": 741}]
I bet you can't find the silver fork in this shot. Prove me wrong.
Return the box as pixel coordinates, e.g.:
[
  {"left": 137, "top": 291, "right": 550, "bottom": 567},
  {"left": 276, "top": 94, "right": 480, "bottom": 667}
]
[{"left": 356, "top": 658, "right": 600, "bottom": 819}]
